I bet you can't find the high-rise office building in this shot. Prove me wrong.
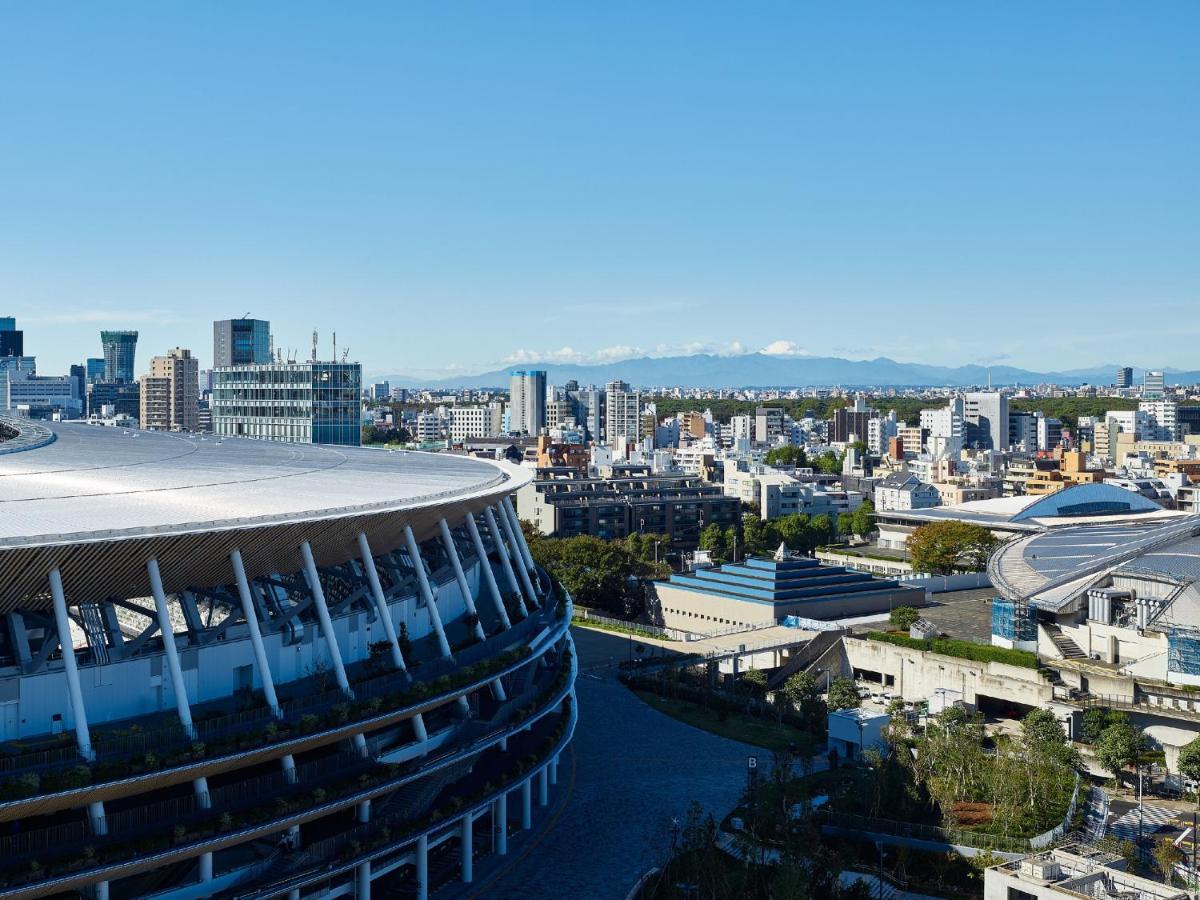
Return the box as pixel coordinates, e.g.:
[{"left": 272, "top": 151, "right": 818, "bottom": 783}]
[
  {"left": 1115, "top": 366, "right": 1134, "bottom": 390},
  {"left": 509, "top": 369, "right": 546, "bottom": 435},
  {"left": 212, "top": 361, "right": 362, "bottom": 444},
  {"left": 605, "top": 380, "right": 642, "bottom": 449},
  {"left": 101, "top": 330, "right": 139, "bottom": 383},
  {"left": 963, "top": 392, "right": 1010, "bottom": 450},
  {"left": 213, "top": 318, "right": 272, "bottom": 368},
  {"left": 0, "top": 317, "right": 24, "bottom": 358},
  {"left": 85, "top": 357, "right": 105, "bottom": 383},
  {"left": 139, "top": 347, "right": 199, "bottom": 431},
  {"left": 1143, "top": 370, "right": 1166, "bottom": 398}
]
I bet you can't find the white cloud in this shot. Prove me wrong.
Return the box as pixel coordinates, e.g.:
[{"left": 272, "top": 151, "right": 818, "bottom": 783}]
[
  {"left": 760, "top": 340, "right": 809, "bottom": 357},
  {"left": 23, "top": 308, "right": 179, "bottom": 326}
]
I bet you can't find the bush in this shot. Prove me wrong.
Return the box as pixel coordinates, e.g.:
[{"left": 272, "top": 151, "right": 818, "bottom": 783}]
[
  {"left": 889, "top": 606, "right": 920, "bottom": 631},
  {"left": 865, "top": 632, "right": 1038, "bottom": 669}
]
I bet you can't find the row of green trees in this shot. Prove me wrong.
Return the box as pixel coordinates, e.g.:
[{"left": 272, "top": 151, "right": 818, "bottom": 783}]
[
  {"left": 906, "top": 520, "right": 999, "bottom": 574},
  {"left": 697, "top": 504, "right": 876, "bottom": 564},
  {"left": 524, "top": 531, "right": 670, "bottom": 617}
]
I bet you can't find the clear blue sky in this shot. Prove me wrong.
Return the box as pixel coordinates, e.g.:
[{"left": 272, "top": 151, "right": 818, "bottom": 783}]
[{"left": 2, "top": 3, "right": 1196, "bottom": 378}]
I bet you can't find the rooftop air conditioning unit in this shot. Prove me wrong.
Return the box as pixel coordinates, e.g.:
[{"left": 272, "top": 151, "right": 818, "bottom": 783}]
[{"left": 1019, "top": 857, "right": 1062, "bottom": 881}]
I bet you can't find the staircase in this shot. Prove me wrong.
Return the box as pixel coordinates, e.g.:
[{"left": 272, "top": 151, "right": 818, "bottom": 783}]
[
  {"left": 1042, "top": 623, "right": 1086, "bottom": 660},
  {"left": 766, "top": 629, "right": 847, "bottom": 692}
]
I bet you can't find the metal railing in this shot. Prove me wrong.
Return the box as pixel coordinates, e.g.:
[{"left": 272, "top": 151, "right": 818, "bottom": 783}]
[{"left": 0, "top": 594, "right": 567, "bottom": 802}]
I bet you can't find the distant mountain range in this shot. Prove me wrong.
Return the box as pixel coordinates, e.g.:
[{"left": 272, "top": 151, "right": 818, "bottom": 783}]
[{"left": 376, "top": 354, "right": 1200, "bottom": 390}]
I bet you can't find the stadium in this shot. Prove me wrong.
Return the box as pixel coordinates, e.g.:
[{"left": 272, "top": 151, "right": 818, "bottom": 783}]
[{"left": 0, "top": 417, "right": 576, "bottom": 900}]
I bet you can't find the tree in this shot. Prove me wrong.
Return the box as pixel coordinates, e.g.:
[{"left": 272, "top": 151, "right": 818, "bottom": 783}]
[
  {"left": 889, "top": 606, "right": 920, "bottom": 631},
  {"left": 837, "top": 512, "right": 855, "bottom": 537},
  {"left": 1080, "top": 707, "right": 1109, "bottom": 744},
  {"left": 826, "top": 677, "right": 860, "bottom": 711},
  {"left": 1094, "top": 722, "right": 1147, "bottom": 785},
  {"left": 1154, "top": 836, "right": 1183, "bottom": 883},
  {"left": 742, "top": 516, "right": 772, "bottom": 557},
  {"left": 699, "top": 523, "right": 730, "bottom": 562},
  {"left": 850, "top": 500, "right": 876, "bottom": 537},
  {"left": 814, "top": 451, "right": 843, "bottom": 475},
  {"left": 740, "top": 668, "right": 768, "bottom": 700},
  {"left": 907, "top": 520, "right": 1000, "bottom": 574},
  {"left": 1177, "top": 735, "right": 1200, "bottom": 785},
  {"left": 765, "top": 445, "right": 807, "bottom": 468},
  {"left": 1021, "top": 708, "right": 1068, "bottom": 752}
]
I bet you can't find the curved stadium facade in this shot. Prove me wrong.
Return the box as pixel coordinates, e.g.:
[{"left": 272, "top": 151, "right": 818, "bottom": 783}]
[{"left": 0, "top": 417, "right": 575, "bottom": 900}]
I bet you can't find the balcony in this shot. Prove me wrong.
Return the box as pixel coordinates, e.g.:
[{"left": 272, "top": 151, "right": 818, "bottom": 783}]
[
  {"left": 0, "top": 633, "right": 575, "bottom": 897},
  {"left": 0, "top": 582, "right": 569, "bottom": 819}
]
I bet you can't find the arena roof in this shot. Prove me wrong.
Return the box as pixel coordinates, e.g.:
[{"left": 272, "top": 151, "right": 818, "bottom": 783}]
[
  {"left": 0, "top": 419, "right": 526, "bottom": 612},
  {"left": 988, "top": 513, "right": 1200, "bottom": 609}
]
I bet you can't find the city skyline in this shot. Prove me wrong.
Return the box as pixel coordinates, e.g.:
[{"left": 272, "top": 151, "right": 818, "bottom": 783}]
[{"left": 3, "top": 4, "right": 1197, "bottom": 376}]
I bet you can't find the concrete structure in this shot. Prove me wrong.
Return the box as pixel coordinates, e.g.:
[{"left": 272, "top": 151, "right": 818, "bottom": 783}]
[
  {"left": 509, "top": 369, "right": 546, "bottom": 436},
  {"left": 100, "top": 329, "right": 138, "bottom": 383},
  {"left": 605, "top": 380, "right": 641, "bottom": 450},
  {"left": 985, "top": 845, "right": 1187, "bottom": 900},
  {"left": 449, "top": 402, "right": 504, "bottom": 442},
  {"left": 139, "top": 346, "right": 199, "bottom": 431},
  {"left": 656, "top": 556, "right": 924, "bottom": 632},
  {"left": 1115, "top": 366, "right": 1134, "bottom": 390},
  {"left": 963, "top": 391, "right": 1009, "bottom": 450},
  {"left": 0, "top": 415, "right": 574, "bottom": 899},
  {"left": 518, "top": 466, "right": 739, "bottom": 548},
  {"left": 212, "top": 317, "right": 271, "bottom": 368},
  {"left": 212, "top": 360, "right": 362, "bottom": 445},
  {"left": 827, "top": 708, "right": 889, "bottom": 761}
]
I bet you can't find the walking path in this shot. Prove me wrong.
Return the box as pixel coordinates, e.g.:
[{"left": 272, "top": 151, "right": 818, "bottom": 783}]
[{"left": 448, "top": 627, "right": 763, "bottom": 899}]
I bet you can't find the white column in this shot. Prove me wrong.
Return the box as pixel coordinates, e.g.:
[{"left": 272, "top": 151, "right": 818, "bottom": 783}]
[
  {"left": 550, "top": 754, "right": 558, "bottom": 786},
  {"left": 521, "top": 778, "right": 532, "bottom": 829},
  {"left": 495, "top": 503, "right": 538, "bottom": 608},
  {"left": 148, "top": 558, "right": 195, "bottom": 737},
  {"left": 299, "top": 542, "right": 353, "bottom": 694},
  {"left": 495, "top": 793, "right": 508, "bottom": 855},
  {"left": 357, "top": 532, "right": 406, "bottom": 671},
  {"left": 356, "top": 859, "right": 371, "bottom": 899},
  {"left": 147, "top": 558, "right": 211, "bottom": 805},
  {"left": 49, "top": 568, "right": 93, "bottom": 759},
  {"left": 199, "top": 851, "right": 213, "bottom": 882},
  {"left": 95, "top": 882, "right": 109, "bottom": 900},
  {"left": 231, "top": 549, "right": 297, "bottom": 778},
  {"left": 465, "top": 514, "right": 510, "bottom": 630},
  {"left": 358, "top": 799, "right": 370, "bottom": 823},
  {"left": 299, "top": 542, "right": 368, "bottom": 754},
  {"left": 538, "top": 766, "right": 549, "bottom": 807},
  {"left": 357, "top": 534, "right": 428, "bottom": 743},
  {"left": 415, "top": 834, "right": 429, "bottom": 900},
  {"left": 461, "top": 812, "right": 474, "bottom": 883},
  {"left": 502, "top": 495, "right": 537, "bottom": 575},
  {"left": 50, "top": 569, "right": 109, "bottom": 844},
  {"left": 438, "top": 520, "right": 485, "bottom": 642},
  {"left": 484, "top": 507, "right": 527, "bottom": 617},
  {"left": 231, "top": 550, "right": 282, "bottom": 715},
  {"left": 403, "top": 525, "right": 452, "bottom": 659}
]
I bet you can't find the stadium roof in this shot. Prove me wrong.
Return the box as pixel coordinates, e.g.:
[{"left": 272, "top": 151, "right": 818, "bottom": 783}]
[{"left": 0, "top": 418, "right": 525, "bottom": 612}]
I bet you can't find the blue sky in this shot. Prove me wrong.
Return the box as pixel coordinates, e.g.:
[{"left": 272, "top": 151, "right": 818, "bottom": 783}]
[{"left": 2, "top": 3, "right": 1196, "bottom": 378}]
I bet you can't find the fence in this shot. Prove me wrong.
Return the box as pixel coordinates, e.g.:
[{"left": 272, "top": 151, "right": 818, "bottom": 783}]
[
  {"left": 899, "top": 571, "right": 992, "bottom": 593},
  {"left": 571, "top": 608, "right": 689, "bottom": 641}
]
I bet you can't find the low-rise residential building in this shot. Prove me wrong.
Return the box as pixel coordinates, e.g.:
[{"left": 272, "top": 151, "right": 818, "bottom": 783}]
[
  {"left": 873, "top": 472, "right": 940, "bottom": 512},
  {"left": 448, "top": 401, "right": 504, "bottom": 441}
]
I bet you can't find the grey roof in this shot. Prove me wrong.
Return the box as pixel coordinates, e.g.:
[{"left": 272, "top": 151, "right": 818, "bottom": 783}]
[
  {"left": 989, "top": 515, "right": 1200, "bottom": 607},
  {"left": 0, "top": 421, "right": 525, "bottom": 612}
]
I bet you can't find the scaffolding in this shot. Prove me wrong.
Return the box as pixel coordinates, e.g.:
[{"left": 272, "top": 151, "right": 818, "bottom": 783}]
[
  {"left": 1168, "top": 627, "right": 1200, "bottom": 676},
  {"left": 992, "top": 598, "right": 1036, "bottom": 642}
]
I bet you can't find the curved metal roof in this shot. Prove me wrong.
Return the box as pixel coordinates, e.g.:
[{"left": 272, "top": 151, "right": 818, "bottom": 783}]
[
  {"left": 1009, "top": 482, "right": 1165, "bottom": 523},
  {"left": 0, "top": 423, "right": 527, "bottom": 612}
]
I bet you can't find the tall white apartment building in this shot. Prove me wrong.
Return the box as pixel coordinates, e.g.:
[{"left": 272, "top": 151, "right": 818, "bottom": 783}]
[
  {"left": 414, "top": 410, "right": 445, "bottom": 442},
  {"left": 448, "top": 402, "right": 504, "bottom": 442},
  {"left": 604, "top": 380, "right": 641, "bottom": 449},
  {"left": 867, "top": 411, "right": 898, "bottom": 455},
  {"left": 508, "top": 369, "right": 546, "bottom": 435},
  {"left": 1139, "top": 399, "right": 1178, "bottom": 442},
  {"left": 920, "top": 398, "right": 964, "bottom": 459}
]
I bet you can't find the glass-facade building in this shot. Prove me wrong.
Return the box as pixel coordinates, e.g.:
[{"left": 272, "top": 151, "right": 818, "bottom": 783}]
[
  {"left": 100, "top": 330, "right": 139, "bottom": 383},
  {"left": 213, "top": 317, "right": 271, "bottom": 367},
  {"left": 212, "top": 361, "right": 362, "bottom": 445}
]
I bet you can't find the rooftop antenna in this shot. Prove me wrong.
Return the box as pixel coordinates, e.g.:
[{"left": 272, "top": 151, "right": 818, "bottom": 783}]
[
  {"left": 333, "top": 331, "right": 337, "bottom": 363},
  {"left": 341, "top": 346, "right": 350, "bottom": 363},
  {"left": 311, "top": 329, "right": 318, "bottom": 363}
]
